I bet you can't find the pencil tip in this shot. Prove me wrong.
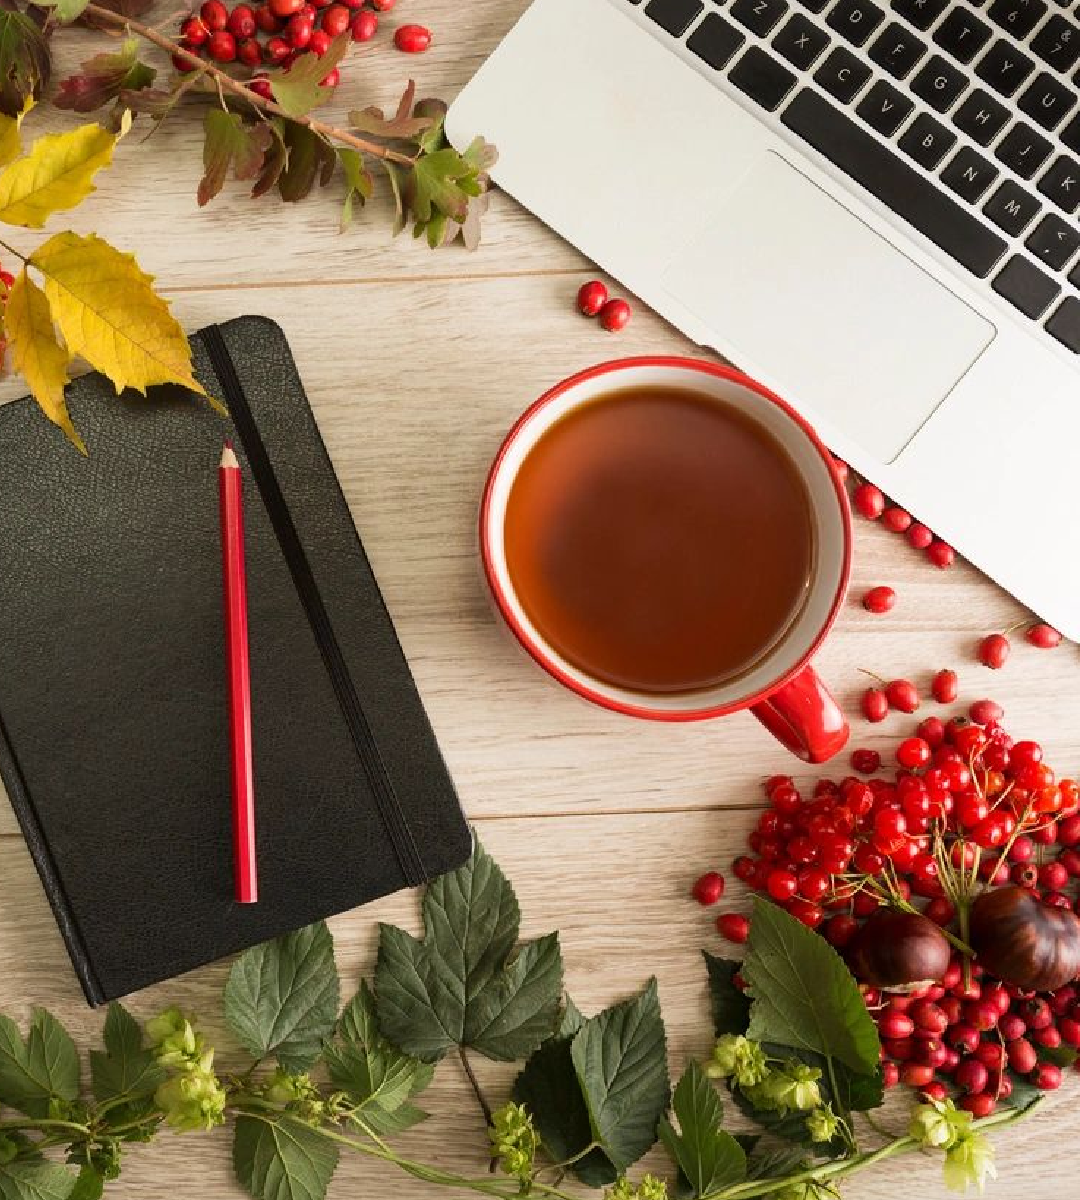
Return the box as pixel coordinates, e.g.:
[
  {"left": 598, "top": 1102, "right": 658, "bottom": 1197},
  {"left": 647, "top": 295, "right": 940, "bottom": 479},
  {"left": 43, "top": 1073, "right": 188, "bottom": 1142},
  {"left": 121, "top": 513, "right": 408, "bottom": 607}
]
[
  {"left": 220, "top": 444, "right": 240, "bottom": 469},
  {"left": 224, "top": 439, "right": 234, "bottom": 450}
]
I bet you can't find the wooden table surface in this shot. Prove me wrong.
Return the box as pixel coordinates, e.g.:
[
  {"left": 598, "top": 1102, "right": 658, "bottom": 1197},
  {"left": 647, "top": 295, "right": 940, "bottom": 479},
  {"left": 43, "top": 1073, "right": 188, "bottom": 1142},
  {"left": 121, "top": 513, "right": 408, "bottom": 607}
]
[{"left": 0, "top": 4, "right": 1077, "bottom": 1197}]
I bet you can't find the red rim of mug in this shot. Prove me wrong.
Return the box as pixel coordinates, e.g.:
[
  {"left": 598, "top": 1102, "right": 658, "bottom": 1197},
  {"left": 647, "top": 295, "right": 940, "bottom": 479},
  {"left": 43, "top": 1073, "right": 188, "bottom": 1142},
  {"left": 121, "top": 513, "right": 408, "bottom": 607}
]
[{"left": 479, "top": 356, "right": 853, "bottom": 722}]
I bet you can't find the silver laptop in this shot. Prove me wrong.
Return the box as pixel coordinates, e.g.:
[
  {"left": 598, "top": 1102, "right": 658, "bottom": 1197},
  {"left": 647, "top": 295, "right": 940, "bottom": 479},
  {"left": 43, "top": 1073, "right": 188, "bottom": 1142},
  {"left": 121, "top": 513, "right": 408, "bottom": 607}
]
[{"left": 446, "top": 0, "right": 1080, "bottom": 640}]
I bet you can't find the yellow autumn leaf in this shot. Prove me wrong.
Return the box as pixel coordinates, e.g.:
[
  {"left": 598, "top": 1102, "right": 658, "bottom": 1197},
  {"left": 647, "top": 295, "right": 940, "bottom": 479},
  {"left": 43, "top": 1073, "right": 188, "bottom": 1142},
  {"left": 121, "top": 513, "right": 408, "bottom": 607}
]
[
  {"left": 32, "top": 231, "right": 205, "bottom": 396},
  {"left": 0, "top": 122, "right": 116, "bottom": 229},
  {"left": 5, "top": 268, "right": 84, "bottom": 453},
  {"left": 0, "top": 98, "right": 34, "bottom": 172}
]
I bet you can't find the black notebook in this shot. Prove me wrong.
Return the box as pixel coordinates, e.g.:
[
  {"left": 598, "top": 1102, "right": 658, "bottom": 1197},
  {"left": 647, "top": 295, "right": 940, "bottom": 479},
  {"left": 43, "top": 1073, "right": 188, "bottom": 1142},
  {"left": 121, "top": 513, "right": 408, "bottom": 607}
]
[{"left": 0, "top": 315, "right": 471, "bottom": 1004}]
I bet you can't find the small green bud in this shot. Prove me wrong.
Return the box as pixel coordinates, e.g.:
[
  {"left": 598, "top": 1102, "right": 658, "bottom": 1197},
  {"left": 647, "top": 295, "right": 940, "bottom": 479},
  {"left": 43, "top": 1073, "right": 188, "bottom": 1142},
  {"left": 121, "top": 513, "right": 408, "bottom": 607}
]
[
  {"left": 806, "top": 1103, "right": 840, "bottom": 1143},
  {"left": 708, "top": 1034, "right": 770, "bottom": 1087},
  {"left": 488, "top": 1102, "right": 540, "bottom": 1184}
]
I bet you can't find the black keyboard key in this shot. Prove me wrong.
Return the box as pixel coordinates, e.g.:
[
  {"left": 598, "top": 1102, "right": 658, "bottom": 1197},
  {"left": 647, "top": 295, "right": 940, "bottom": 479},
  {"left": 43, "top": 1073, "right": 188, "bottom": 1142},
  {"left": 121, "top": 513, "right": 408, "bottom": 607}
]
[
  {"left": 912, "top": 56, "right": 969, "bottom": 112},
  {"left": 730, "top": 46, "right": 798, "bottom": 108},
  {"left": 892, "top": 0, "right": 948, "bottom": 30},
  {"left": 869, "top": 21, "right": 928, "bottom": 74},
  {"left": 1017, "top": 71, "right": 1077, "bottom": 128},
  {"left": 934, "top": 9, "right": 992, "bottom": 62},
  {"left": 1061, "top": 112, "right": 1080, "bottom": 152},
  {"left": 782, "top": 88, "right": 1007, "bottom": 274},
  {"left": 773, "top": 13, "right": 830, "bottom": 67},
  {"left": 799, "top": 0, "right": 829, "bottom": 13},
  {"left": 813, "top": 45, "right": 873, "bottom": 98},
  {"left": 942, "top": 145, "right": 999, "bottom": 200},
  {"left": 731, "top": 0, "right": 790, "bottom": 34},
  {"left": 644, "top": 0, "right": 704, "bottom": 35},
  {"left": 856, "top": 78, "right": 915, "bottom": 130},
  {"left": 987, "top": 0, "right": 1048, "bottom": 37},
  {"left": 952, "top": 89, "right": 1009, "bottom": 142},
  {"left": 992, "top": 254, "right": 1061, "bottom": 315},
  {"left": 899, "top": 111, "right": 958, "bottom": 165},
  {"left": 827, "top": 0, "right": 885, "bottom": 44},
  {"left": 975, "top": 39, "right": 1035, "bottom": 96},
  {"left": 983, "top": 179, "right": 1042, "bottom": 232},
  {"left": 995, "top": 121, "right": 1053, "bottom": 175},
  {"left": 688, "top": 12, "right": 747, "bottom": 67},
  {"left": 1046, "top": 297, "right": 1080, "bottom": 350},
  {"left": 1025, "top": 212, "right": 1080, "bottom": 266},
  {"left": 1030, "top": 14, "right": 1080, "bottom": 73},
  {"left": 1037, "top": 153, "right": 1080, "bottom": 210}
]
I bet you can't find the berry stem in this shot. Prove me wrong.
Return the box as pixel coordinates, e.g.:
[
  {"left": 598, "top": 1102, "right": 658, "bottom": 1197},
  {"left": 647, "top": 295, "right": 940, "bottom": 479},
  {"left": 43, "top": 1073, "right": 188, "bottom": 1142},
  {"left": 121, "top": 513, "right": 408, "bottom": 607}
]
[{"left": 82, "top": 2, "right": 419, "bottom": 167}]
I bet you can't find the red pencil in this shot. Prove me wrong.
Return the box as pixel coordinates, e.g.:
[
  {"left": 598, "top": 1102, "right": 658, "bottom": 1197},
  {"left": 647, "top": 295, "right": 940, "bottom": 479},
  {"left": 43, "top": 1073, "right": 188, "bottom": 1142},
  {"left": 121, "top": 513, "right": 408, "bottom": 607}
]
[{"left": 219, "top": 442, "right": 258, "bottom": 904}]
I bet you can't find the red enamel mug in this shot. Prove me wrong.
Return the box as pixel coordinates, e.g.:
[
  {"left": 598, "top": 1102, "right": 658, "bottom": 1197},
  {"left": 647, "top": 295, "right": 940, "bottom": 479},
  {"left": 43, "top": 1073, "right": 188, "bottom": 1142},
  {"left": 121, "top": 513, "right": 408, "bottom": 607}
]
[{"left": 479, "top": 358, "right": 852, "bottom": 763}]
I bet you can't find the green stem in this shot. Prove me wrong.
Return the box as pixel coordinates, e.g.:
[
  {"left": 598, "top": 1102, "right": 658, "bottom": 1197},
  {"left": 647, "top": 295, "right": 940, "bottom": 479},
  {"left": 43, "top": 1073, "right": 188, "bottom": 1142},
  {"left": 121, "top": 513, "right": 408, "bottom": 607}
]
[
  {"left": 458, "top": 1047, "right": 494, "bottom": 1129},
  {"left": 0, "top": 1118, "right": 91, "bottom": 1136},
  {"left": 536, "top": 1140, "right": 602, "bottom": 1175}
]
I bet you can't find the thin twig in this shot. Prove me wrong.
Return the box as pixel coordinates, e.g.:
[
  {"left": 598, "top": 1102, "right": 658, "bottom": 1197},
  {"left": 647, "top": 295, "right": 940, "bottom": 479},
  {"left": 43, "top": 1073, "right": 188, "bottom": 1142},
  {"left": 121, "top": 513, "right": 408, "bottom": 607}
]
[
  {"left": 458, "top": 1045, "right": 494, "bottom": 1127},
  {"left": 81, "top": 2, "right": 418, "bottom": 167}
]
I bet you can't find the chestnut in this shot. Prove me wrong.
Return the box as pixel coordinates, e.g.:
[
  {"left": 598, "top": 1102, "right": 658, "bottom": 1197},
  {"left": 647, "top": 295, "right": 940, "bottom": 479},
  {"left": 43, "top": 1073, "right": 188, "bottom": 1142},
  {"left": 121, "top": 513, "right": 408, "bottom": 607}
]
[
  {"left": 969, "top": 885, "right": 1080, "bottom": 993},
  {"left": 848, "top": 909, "right": 952, "bottom": 988}
]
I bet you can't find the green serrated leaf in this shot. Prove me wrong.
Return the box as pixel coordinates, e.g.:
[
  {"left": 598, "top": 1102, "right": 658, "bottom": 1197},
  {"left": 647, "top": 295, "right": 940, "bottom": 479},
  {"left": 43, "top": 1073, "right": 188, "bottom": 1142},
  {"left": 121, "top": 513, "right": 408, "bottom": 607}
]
[
  {"left": 743, "top": 899, "right": 880, "bottom": 1077},
  {"left": 224, "top": 923, "right": 339, "bottom": 1073},
  {"left": 0, "top": 1162, "right": 78, "bottom": 1200},
  {"left": 233, "top": 1115, "right": 338, "bottom": 1200},
  {"left": 0, "top": 1010, "right": 79, "bottom": 1118},
  {"left": 0, "top": 13, "right": 50, "bottom": 119},
  {"left": 65, "top": 1168, "right": 102, "bottom": 1200},
  {"left": 703, "top": 954, "right": 751, "bottom": 1037},
  {"left": 276, "top": 123, "right": 335, "bottom": 203},
  {"left": 337, "top": 147, "right": 372, "bottom": 231},
  {"left": 267, "top": 35, "right": 348, "bottom": 118},
  {"left": 198, "top": 109, "right": 272, "bottom": 206},
  {"left": 744, "top": 1146, "right": 811, "bottom": 1182},
  {"left": 1004, "top": 1072, "right": 1042, "bottom": 1112},
  {"left": 658, "top": 1062, "right": 746, "bottom": 1199},
  {"left": 375, "top": 838, "right": 563, "bottom": 1063},
  {"left": 570, "top": 979, "right": 669, "bottom": 1174},
  {"left": 558, "top": 998, "right": 585, "bottom": 1039},
  {"left": 89, "top": 1004, "right": 165, "bottom": 1104}
]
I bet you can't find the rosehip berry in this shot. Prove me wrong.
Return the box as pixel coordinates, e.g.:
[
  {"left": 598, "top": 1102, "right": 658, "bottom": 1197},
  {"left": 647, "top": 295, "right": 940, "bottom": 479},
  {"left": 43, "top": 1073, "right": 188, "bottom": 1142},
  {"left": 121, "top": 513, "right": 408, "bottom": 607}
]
[
  {"left": 181, "top": 15, "right": 209, "bottom": 44},
  {"left": 853, "top": 483, "right": 885, "bottom": 519},
  {"left": 825, "top": 914, "right": 858, "bottom": 948},
  {"left": 1060, "top": 1017, "right": 1080, "bottom": 1047},
  {"left": 598, "top": 298, "right": 632, "bottom": 332},
  {"left": 896, "top": 737, "right": 931, "bottom": 770},
  {"left": 284, "top": 12, "right": 313, "bottom": 45},
  {"left": 851, "top": 748, "right": 881, "bottom": 774},
  {"left": 248, "top": 75, "right": 273, "bottom": 98},
  {"left": 321, "top": 3, "right": 350, "bottom": 35},
  {"left": 264, "top": 34, "right": 291, "bottom": 59},
  {"left": 978, "top": 633, "right": 1010, "bottom": 669},
  {"left": 394, "top": 22, "right": 431, "bottom": 51},
  {"left": 861, "top": 687, "right": 889, "bottom": 723},
  {"left": 766, "top": 868, "right": 798, "bottom": 903},
  {"left": 916, "top": 716, "right": 946, "bottom": 748},
  {"left": 886, "top": 678, "right": 919, "bottom": 713},
  {"left": 959, "top": 1093, "right": 995, "bottom": 1117},
  {"left": 200, "top": 0, "right": 228, "bottom": 29},
  {"left": 717, "top": 913, "right": 749, "bottom": 944},
  {"left": 954, "top": 1057, "right": 988, "bottom": 1094},
  {"left": 969, "top": 698, "right": 1003, "bottom": 725},
  {"left": 920, "top": 1081, "right": 948, "bottom": 1103},
  {"left": 692, "top": 871, "right": 725, "bottom": 906},
  {"left": 882, "top": 506, "right": 912, "bottom": 532},
  {"left": 1033, "top": 1061, "right": 1062, "bottom": 1090},
  {"left": 926, "top": 540, "right": 955, "bottom": 568},
  {"left": 924, "top": 896, "right": 956, "bottom": 926},
  {"left": 269, "top": 0, "right": 304, "bottom": 17},
  {"left": 371, "top": 0, "right": 394, "bottom": 8},
  {"left": 931, "top": 669, "right": 958, "bottom": 704},
  {"left": 998, "top": 1013, "right": 1026, "bottom": 1041},
  {"left": 255, "top": 4, "right": 282, "bottom": 30},
  {"left": 1027, "top": 623, "right": 1062, "bottom": 649},
  {"left": 206, "top": 29, "right": 237, "bottom": 60},
  {"left": 238, "top": 36, "right": 263, "bottom": 65},
  {"left": 351, "top": 9, "right": 377, "bottom": 38},
  {"left": 878, "top": 1011, "right": 915, "bottom": 1040},
  {"left": 906, "top": 522, "right": 933, "bottom": 550},
  {"left": 577, "top": 280, "right": 608, "bottom": 317},
  {"left": 227, "top": 4, "right": 257, "bottom": 37},
  {"left": 1040, "top": 860, "right": 1069, "bottom": 891},
  {"left": 308, "top": 27, "right": 331, "bottom": 52},
  {"left": 172, "top": 51, "right": 197, "bottom": 71},
  {"left": 863, "top": 586, "right": 896, "bottom": 614},
  {"left": 899, "top": 1062, "right": 934, "bottom": 1087}
]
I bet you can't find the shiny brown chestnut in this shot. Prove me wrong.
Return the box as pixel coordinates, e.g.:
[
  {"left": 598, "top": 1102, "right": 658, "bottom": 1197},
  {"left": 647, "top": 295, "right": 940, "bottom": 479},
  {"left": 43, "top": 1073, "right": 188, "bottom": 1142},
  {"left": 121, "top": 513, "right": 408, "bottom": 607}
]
[
  {"left": 969, "top": 885, "right": 1080, "bottom": 993},
  {"left": 848, "top": 909, "right": 952, "bottom": 988}
]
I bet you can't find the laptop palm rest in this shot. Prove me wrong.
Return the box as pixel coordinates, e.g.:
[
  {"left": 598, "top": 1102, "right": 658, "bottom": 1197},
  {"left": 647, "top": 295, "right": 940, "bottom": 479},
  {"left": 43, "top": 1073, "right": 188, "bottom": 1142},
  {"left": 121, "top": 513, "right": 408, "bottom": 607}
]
[{"left": 660, "top": 152, "right": 995, "bottom": 463}]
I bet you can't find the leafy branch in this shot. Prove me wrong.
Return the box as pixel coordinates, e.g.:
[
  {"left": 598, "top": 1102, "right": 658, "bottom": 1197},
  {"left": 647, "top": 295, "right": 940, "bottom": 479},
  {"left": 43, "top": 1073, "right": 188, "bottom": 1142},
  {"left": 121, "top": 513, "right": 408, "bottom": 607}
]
[{"left": 0, "top": 840, "right": 1041, "bottom": 1200}]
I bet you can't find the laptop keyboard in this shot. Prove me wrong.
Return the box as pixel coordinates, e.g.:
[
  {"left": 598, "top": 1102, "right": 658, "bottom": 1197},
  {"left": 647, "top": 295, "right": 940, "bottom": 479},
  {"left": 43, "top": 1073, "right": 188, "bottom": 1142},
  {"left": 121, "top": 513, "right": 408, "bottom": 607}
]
[{"left": 626, "top": 0, "right": 1080, "bottom": 353}]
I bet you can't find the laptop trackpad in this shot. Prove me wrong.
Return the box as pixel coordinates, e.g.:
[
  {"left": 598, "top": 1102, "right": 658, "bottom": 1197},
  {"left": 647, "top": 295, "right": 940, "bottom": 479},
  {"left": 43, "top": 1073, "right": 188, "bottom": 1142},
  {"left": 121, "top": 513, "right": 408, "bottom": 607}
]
[{"left": 660, "top": 153, "right": 995, "bottom": 463}]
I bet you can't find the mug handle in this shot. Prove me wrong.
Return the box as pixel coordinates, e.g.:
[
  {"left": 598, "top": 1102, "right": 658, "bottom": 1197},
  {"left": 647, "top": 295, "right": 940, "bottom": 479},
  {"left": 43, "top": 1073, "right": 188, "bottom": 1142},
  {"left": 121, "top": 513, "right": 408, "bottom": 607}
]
[{"left": 750, "top": 663, "right": 850, "bottom": 764}]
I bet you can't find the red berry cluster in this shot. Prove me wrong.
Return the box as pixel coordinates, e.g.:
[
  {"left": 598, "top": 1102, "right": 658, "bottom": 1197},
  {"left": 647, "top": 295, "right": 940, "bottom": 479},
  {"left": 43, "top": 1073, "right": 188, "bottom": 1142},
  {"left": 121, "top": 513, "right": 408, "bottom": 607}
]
[
  {"left": 709, "top": 707, "right": 1080, "bottom": 1115},
  {"left": 576, "top": 280, "right": 633, "bottom": 333},
  {"left": 848, "top": 479, "right": 956, "bottom": 570},
  {"left": 977, "top": 622, "right": 1063, "bottom": 669}
]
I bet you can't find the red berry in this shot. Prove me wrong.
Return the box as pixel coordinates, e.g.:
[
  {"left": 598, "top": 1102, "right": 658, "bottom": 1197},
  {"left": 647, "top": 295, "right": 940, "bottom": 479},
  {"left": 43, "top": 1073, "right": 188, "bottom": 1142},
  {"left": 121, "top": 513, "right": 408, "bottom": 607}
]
[
  {"left": 181, "top": 15, "right": 210, "bottom": 44},
  {"left": 896, "top": 737, "right": 931, "bottom": 770},
  {"left": 1040, "top": 860, "right": 1069, "bottom": 891},
  {"left": 200, "top": 0, "right": 228, "bottom": 29},
  {"left": 862, "top": 585, "right": 896, "bottom": 614},
  {"left": 577, "top": 280, "right": 608, "bottom": 317},
  {"left": 1033, "top": 1061, "right": 1062, "bottom": 1090},
  {"left": 717, "top": 913, "right": 750, "bottom": 944},
  {"left": 269, "top": 0, "right": 304, "bottom": 17},
  {"left": 320, "top": 65, "right": 340, "bottom": 86},
  {"left": 899, "top": 1062, "right": 934, "bottom": 1087},
  {"left": 394, "top": 22, "right": 431, "bottom": 51},
  {"left": 351, "top": 8, "right": 377, "bottom": 38},
  {"left": 1060, "top": 1017, "right": 1080, "bottom": 1047},
  {"left": 882, "top": 506, "right": 912, "bottom": 532},
  {"left": 319, "top": 2, "right": 350, "bottom": 34},
  {"left": 309, "top": 27, "right": 331, "bottom": 52},
  {"left": 969, "top": 698, "right": 1003, "bottom": 725},
  {"left": 248, "top": 75, "right": 272, "bottom": 98},
  {"left": 172, "top": 51, "right": 197, "bottom": 71},
  {"left": 206, "top": 29, "right": 237, "bottom": 60},
  {"left": 851, "top": 748, "right": 881, "bottom": 774},
  {"left": 1007, "top": 1037, "right": 1038, "bottom": 1074},
  {"left": 692, "top": 871, "right": 725, "bottom": 906},
  {"left": 861, "top": 687, "right": 889, "bottom": 723},
  {"left": 959, "top": 1092, "right": 995, "bottom": 1117},
  {"left": 1027, "top": 623, "right": 1062, "bottom": 649},
  {"left": 879, "top": 1011, "right": 915, "bottom": 1040},
  {"left": 853, "top": 483, "right": 885, "bottom": 519},
  {"left": 265, "top": 34, "right": 291, "bottom": 59},
  {"left": 931, "top": 669, "right": 958, "bottom": 704},
  {"left": 238, "top": 36, "right": 262, "bottom": 65},
  {"left": 920, "top": 1080, "right": 948, "bottom": 1102},
  {"left": 926, "top": 540, "right": 956, "bottom": 569},
  {"left": 978, "top": 633, "right": 1010, "bottom": 669},
  {"left": 916, "top": 716, "right": 946, "bottom": 748},
  {"left": 954, "top": 1057, "right": 988, "bottom": 1094},
  {"left": 906, "top": 522, "right": 933, "bottom": 550},
  {"left": 371, "top": 0, "right": 394, "bottom": 7},
  {"left": 825, "top": 914, "right": 858, "bottom": 948},
  {"left": 227, "top": 4, "right": 257, "bottom": 36},
  {"left": 598, "top": 298, "right": 632, "bottom": 333},
  {"left": 886, "top": 678, "right": 919, "bottom": 713},
  {"left": 766, "top": 868, "right": 798, "bottom": 903},
  {"left": 284, "top": 12, "right": 313, "bottom": 45},
  {"left": 255, "top": 4, "right": 281, "bottom": 30}
]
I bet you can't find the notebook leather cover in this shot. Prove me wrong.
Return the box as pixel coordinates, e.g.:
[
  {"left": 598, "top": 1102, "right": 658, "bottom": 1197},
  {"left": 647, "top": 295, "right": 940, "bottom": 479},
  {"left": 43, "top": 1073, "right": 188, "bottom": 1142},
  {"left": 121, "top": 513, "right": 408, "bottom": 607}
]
[{"left": 0, "top": 315, "right": 471, "bottom": 1004}]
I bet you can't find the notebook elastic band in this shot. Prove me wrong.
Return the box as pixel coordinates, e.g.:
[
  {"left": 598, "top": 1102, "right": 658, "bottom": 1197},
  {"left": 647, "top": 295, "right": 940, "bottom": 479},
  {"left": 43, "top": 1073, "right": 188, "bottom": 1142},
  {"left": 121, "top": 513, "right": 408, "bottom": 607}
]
[{"left": 201, "top": 324, "right": 427, "bottom": 888}]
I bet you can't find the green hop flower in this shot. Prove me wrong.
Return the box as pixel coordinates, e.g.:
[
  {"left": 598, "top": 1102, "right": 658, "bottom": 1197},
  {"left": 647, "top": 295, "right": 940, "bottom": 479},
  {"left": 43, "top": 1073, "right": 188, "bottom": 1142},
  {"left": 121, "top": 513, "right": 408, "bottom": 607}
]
[
  {"left": 154, "top": 1048, "right": 227, "bottom": 1132},
  {"left": 606, "top": 1176, "right": 668, "bottom": 1200},
  {"left": 489, "top": 1102, "right": 540, "bottom": 1184},
  {"left": 806, "top": 1103, "right": 841, "bottom": 1143},
  {"left": 909, "top": 1098, "right": 971, "bottom": 1151},
  {"left": 145, "top": 1008, "right": 204, "bottom": 1069},
  {"left": 943, "top": 1130, "right": 997, "bottom": 1194},
  {"left": 707, "top": 1034, "right": 770, "bottom": 1088},
  {"left": 265, "top": 1070, "right": 320, "bottom": 1106}
]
